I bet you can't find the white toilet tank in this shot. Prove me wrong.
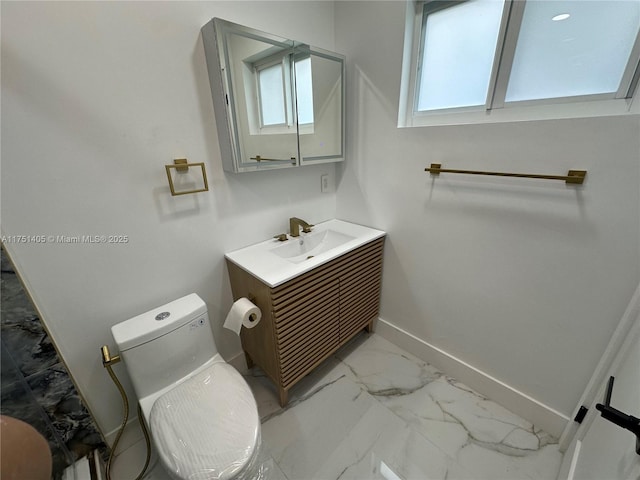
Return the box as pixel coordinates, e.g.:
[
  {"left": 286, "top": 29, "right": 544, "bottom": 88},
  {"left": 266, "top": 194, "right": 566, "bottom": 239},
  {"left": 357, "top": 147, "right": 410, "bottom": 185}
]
[{"left": 111, "top": 294, "right": 219, "bottom": 401}]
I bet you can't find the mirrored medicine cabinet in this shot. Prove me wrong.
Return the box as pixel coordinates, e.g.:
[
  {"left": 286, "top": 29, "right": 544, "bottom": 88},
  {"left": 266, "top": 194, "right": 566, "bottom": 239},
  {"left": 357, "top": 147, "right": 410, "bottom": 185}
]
[{"left": 201, "top": 18, "right": 345, "bottom": 173}]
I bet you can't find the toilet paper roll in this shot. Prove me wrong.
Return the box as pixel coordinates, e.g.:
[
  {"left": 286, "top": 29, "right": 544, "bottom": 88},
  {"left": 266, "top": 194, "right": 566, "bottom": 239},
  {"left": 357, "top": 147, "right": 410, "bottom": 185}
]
[{"left": 223, "top": 297, "right": 262, "bottom": 335}]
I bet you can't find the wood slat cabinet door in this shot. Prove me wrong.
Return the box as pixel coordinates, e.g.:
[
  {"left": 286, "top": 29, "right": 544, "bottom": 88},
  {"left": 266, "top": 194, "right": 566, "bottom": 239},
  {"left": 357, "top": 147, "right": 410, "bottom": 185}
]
[
  {"left": 338, "top": 239, "right": 384, "bottom": 343},
  {"left": 272, "top": 277, "right": 340, "bottom": 390}
]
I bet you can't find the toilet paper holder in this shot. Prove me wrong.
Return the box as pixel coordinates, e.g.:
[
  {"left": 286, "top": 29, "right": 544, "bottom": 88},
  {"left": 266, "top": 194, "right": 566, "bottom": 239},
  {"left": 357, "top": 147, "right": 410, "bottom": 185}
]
[
  {"left": 247, "top": 294, "right": 257, "bottom": 321},
  {"left": 223, "top": 295, "right": 262, "bottom": 335}
]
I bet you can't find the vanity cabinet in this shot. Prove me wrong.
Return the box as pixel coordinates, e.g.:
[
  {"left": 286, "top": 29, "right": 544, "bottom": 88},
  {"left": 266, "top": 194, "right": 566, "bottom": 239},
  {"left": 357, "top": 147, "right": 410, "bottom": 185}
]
[{"left": 226, "top": 237, "right": 384, "bottom": 406}]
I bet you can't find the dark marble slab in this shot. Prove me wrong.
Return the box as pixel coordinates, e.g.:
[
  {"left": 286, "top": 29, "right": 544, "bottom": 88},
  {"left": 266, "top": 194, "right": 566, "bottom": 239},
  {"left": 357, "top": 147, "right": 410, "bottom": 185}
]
[
  {"left": 1, "top": 340, "right": 23, "bottom": 388},
  {"left": 27, "top": 364, "right": 105, "bottom": 461},
  {"left": 1, "top": 247, "right": 109, "bottom": 478},
  {"left": 1, "top": 252, "right": 60, "bottom": 377}
]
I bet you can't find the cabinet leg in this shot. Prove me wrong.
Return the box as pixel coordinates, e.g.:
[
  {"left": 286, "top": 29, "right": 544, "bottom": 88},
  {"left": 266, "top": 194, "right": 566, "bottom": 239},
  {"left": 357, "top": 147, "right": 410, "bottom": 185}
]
[
  {"left": 244, "top": 351, "right": 254, "bottom": 369},
  {"left": 365, "top": 319, "right": 374, "bottom": 333},
  {"left": 278, "top": 387, "right": 289, "bottom": 407}
]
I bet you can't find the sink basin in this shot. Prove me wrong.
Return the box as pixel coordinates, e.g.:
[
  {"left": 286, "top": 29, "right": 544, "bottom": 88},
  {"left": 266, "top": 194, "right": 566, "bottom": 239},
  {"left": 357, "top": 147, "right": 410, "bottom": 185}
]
[
  {"left": 270, "top": 229, "right": 356, "bottom": 263},
  {"left": 225, "top": 219, "right": 385, "bottom": 287}
]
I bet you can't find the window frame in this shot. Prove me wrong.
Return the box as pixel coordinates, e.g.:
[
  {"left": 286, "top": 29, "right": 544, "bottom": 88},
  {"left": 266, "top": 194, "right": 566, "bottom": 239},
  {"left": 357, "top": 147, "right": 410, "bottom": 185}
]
[
  {"left": 398, "top": 0, "right": 640, "bottom": 127},
  {"left": 251, "top": 52, "right": 295, "bottom": 134},
  {"left": 292, "top": 54, "right": 315, "bottom": 128},
  {"left": 245, "top": 50, "right": 316, "bottom": 135}
]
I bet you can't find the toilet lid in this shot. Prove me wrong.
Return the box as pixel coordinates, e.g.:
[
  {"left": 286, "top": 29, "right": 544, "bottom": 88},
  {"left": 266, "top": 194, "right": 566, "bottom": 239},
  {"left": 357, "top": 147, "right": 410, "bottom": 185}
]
[{"left": 150, "top": 362, "right": 260, "bottom": 480}]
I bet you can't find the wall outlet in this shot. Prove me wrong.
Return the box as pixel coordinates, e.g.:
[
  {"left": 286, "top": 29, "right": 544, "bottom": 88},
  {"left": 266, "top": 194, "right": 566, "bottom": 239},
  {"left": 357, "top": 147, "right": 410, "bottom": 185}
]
[{"left": 321, "top": 174, "right": 330, "bottom": 193}]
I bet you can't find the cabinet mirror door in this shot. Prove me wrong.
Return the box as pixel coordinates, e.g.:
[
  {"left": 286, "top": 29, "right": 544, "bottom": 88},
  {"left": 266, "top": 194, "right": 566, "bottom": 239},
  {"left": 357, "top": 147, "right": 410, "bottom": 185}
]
[
  {"left": 222, "top": 25, "right": 299, "bottom": 171},
  {"left": 203, "top": 19, "right": 300, "bottom": 173},
  {"left": 296, "top": 47, "right": 345, "bottom": 165}
]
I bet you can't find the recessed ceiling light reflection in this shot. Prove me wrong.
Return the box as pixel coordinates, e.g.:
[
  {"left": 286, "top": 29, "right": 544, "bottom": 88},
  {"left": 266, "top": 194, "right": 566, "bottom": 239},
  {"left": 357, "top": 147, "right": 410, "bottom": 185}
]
[{"left": 552, "top": 13, "right": 571, "bottom": 21}]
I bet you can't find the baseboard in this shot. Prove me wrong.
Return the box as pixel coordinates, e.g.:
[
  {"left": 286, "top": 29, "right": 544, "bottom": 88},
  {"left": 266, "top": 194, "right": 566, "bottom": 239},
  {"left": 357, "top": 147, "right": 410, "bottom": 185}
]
[
  {"left": 61, "top": 450, "right": 105, "bottom": 480},
  {"left": 375, "top": 317, "right": 569, "bottom": 438},
  {"left": 227, "top": 350, "right": 249, "bottom": 374}
]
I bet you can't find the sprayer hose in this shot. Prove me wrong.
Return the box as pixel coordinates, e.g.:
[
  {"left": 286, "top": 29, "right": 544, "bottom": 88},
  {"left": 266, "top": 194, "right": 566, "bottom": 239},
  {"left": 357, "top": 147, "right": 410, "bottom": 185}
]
[{"left": 104, "top": 364, "right": 151, "bottom": 480}]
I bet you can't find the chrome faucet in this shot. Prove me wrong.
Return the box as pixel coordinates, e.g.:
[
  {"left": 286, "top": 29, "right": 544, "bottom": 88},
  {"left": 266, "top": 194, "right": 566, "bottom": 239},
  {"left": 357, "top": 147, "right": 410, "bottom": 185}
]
[{"left": 289, "top": 217, "right": 313, "bottom": 237}]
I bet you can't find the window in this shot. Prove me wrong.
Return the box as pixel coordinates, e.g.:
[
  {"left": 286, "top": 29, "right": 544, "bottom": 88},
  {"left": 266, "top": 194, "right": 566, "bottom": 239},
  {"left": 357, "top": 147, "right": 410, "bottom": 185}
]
[
  {"left": 504, "top": 1, "right": 639, "bottom": 102},
  {"left": 256, "top": 59, "right": 290, "bottom": 127},
  {"left": 294, "top": 56, "right": 314, "bottom": 125},
  {"left": 248, "top": 52, "right": 314, "bottom": 134},
  {"left": 416, "top": 0, "right": 504, "bottom": 111},
  {"left": 399, "top": 0, "right": 640, "bottom": 126}
]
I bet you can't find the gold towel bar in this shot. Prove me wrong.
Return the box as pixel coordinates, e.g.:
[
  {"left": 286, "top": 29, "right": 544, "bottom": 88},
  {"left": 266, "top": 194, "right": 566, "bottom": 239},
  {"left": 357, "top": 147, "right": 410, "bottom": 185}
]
[
  {"left": 425, "top": 163, "right": 586, "bottom": 185},
  {"left": 250, "top": 155, "right": 296, "bottom": 164}
]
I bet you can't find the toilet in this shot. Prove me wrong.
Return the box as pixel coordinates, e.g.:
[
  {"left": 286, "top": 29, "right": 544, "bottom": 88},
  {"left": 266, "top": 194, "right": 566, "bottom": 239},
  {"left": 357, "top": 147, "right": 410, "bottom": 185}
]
[{"left": 111, "top": 294, "right": 261, "bottom": 480}]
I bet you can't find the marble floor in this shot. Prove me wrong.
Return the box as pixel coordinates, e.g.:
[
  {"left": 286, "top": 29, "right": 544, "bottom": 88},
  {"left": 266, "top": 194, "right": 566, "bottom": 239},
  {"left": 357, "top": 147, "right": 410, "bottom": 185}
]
[{"left": 113, "top": 333, "right": 563, "bottom": 480}]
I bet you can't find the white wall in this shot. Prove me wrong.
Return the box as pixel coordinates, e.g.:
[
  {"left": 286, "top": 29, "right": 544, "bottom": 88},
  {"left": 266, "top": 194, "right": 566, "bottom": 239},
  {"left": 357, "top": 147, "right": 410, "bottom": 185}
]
[
  {"left": 334, "top": 1, "right": 640, "bottom": 420},
  {"left": 1, "top": 1, "right": 338, "bottom": 436}
]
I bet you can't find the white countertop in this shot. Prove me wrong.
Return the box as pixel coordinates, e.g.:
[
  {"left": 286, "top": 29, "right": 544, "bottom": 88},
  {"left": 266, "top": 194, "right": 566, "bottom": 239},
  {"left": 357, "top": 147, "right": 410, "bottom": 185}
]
[{"left": 225, "top": 219, "right": 386, "bottom": 287}]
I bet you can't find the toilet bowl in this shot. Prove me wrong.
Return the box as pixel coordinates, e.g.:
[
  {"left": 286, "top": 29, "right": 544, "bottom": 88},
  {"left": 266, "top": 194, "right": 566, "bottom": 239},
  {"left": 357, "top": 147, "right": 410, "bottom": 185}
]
[{"left": 111, "top": 294, "right": 261, "bottom": 480}]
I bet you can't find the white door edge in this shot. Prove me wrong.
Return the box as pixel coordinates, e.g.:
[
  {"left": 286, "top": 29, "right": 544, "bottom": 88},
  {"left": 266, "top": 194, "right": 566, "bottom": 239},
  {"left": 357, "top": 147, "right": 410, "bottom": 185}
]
[
  {"left": 565, "top": 439, "right": 582, "bottom": 480},
  {"left": 559, "top": 283, "right": 640, "bottom": 450}
]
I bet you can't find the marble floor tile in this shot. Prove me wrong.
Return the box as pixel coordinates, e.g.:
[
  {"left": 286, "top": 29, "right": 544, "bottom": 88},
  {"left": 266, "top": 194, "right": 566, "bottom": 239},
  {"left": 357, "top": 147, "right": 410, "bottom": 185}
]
[
  {"left": 335, "top": 334, "right": 442, "bottom": 397},
  {"left": 244, "top": 356, "right": 352, "bottom": 423},
  {"left": 258, "top": 455, "right": 289, "bottom": 480},
  {"left": 261, "top": 371, "right": 375, "bottom": 479},
  {"left": 249, "top": 333, "right": 563, "bottom": 480},
  {"left": 451, "top": 442, "right": 563, "bottom": 480},
  {"left": 312, "top": 400, "right": 453, "bottom": 480}
]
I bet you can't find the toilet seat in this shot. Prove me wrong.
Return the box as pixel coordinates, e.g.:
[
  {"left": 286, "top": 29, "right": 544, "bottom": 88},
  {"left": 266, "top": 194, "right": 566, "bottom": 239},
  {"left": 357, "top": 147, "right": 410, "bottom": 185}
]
[{"left": 149, "top": 362, "right": 260, "bottom": 480}]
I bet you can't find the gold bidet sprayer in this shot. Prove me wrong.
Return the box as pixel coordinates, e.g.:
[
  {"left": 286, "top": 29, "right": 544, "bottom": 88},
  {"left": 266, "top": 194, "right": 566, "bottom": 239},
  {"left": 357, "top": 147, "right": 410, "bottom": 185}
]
[
  {"left": 101, "top": 345, "right": 120, "bottom": 366},
  {"left": 100, "top": 345, "right": 150, "bottom": 480}
]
